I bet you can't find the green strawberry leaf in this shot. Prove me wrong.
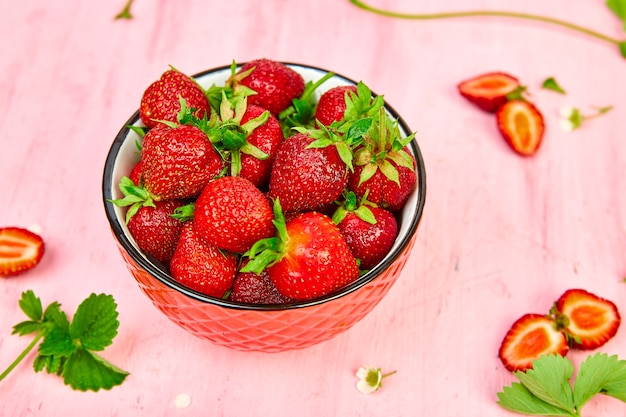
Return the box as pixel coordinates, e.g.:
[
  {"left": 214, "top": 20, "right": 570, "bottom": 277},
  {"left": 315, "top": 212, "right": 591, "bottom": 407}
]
[
  {"left": 61, "top": 348, "right": 129, "bottom": 392},
  {"left": 18, "top": 290, "right": 43, "bottom": 321},
  {"left": 497, "top": 382, "right": 575, "bottom": 416},
  {"left": 70, "top": 294, "right": 120, "bottom": 352},
  {"left": 541, "top": 77, "right": 567, "bottom": 94},
  {"left": 515, "top": 354, "right": 575, "bottom": 412},
  {"left": 574, "top": 353, "right": 626, "bottom": 406},
  {"left": 607, "top": 0, "right": 626, "bottom": 31}
]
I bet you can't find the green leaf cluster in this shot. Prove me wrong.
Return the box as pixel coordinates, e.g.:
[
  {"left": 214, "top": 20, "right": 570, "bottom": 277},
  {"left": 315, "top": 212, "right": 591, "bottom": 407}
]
[
  {"left": 497, "top": 353, "right": 626, "bottom": 416},
  {"left": 2, "top": 290, "right": 129, "bottom": 392}
]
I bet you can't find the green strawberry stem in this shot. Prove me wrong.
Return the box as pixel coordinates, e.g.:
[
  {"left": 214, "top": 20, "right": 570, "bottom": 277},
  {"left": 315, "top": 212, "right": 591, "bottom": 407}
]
[
  {"left": 114, "top": 0, "right": 134, "bottom": 19},
  {"left": 0, "top": 331, "right": 44, "bottom": 382},
  {"left": 349, "top": 0, "right": 626, "bottom": 58}
]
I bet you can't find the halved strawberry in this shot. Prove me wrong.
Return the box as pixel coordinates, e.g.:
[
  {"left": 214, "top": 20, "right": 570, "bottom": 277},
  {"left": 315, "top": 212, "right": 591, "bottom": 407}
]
[
  {"left": 496, "top": 99, "right": 544, "bottom": 156},
  {"left": 555, "top": 289, "right": 621, "bottom": 350},
  {"left": 457, "top": 72, "right": 520, "bottom": 113},
  {"left": 498, "top": 314, "right": 569, "bottom": 372},
  {"left": 0, "top": 227, "right": 45, "bottom": 277}
]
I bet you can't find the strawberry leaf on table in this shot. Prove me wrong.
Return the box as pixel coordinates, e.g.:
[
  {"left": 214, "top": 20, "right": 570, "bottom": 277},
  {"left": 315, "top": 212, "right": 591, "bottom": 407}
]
[
  {"left": 497, "top": 353, "right": 626, "bottom": 417},
  {"left": 0, "top": 291, "right": 128, "bottom": 391},
  {"left": 541, "top": 77, "right": 567, "bottom": 94}
]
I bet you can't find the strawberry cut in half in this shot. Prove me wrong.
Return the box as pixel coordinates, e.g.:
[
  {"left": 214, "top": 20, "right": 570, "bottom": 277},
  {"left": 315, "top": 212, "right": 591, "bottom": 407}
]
[
  {"left": 496, "top": 99, "right": 544, "bottom": 156},
  {"left": 498, "top": 313, "right": 569, "bottom": 372},
  {"left": 0, "top": 227, "right": 45, "bottom": 277},
  {"left": 457, "top": 72, "right": 520, "bottom": 113},
  {"left": 555, "top": 289, "right": 621, "bottom": 350}
]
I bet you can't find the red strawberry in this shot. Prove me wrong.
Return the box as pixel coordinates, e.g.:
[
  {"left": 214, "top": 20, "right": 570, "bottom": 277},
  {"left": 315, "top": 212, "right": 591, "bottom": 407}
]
[
  {"left": 238, "top": 104, "right": 284, "bottom": 187},
  {"left": 128, "top": 160, "right": 143, "bottom": 186},
  {"left": 496, "top": 99, "right": 545, "bottom": 156},
  {"left": 0, "top": 227, "right": 45, "bottom": 277},
  {"left": 498, "top": 313, "right": 569, "bottom": 372},
  {"left": 231, "top": 59, "right": 305, "bottom": 116},
  {"left": 555, "top": 289, "right": 621, "bottom": 350},
  {"left": 140, "top": 69, "right": 210, "bottom": 128},
  {"left": 315, "top": 85, "right": 358, "bottom": 126},
  {"left": 457, "top": 72, "right": 520, "bottom": 113},
  {"left": 141, "top": 123, "right": 224, "bottom": 201},
  {"left": 268, "top": 132, "right": 348, "bottom": 214},
  {"left": 243, "top": 202, "right": 359, "bottom": 301},
  {"left": 193, "top": 176, "right": 275, "bottom": 254},
  {"left": 127, "top": 200, "right": 188, "bottom": 264},
  {"left": 169, "top": 222, "right": 238, "bottom": 298},
  {"left": 230, "top": 266, "right": 292, "bottom": 304},
  {"left": 333, "top": 193, "right": 398, "bottom": 270}
]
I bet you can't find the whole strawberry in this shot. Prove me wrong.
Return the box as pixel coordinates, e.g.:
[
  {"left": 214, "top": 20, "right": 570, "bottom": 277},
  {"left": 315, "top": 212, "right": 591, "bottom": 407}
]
[
  {"left": 315, "top": 85, "right": 358, "bottom": 126},
  {"left": 140, "top": 69, "right": 210, "bottom": 128},
  {"left": 193, "top": 176, "right": 275, "bottom": 254},
  {"left": 127, "top": 199, "right": 188, "bottom": 265},
  {"left": 230, "top": 59, "right": 305, "bottom": 116},
  {"left": 243, "top": 200, "right": 359, "bottom": 301},
  {"left": 268, "top": 132, "right": 348, "bottom": 214},
  {"left": 230, "top": 265, "right": 292, "bottom": 305},
  {"left": 141, "top": 123, "right": 224, "bottom": 201},
  {"left": 333, "top": 192, "right": 398, "bottom": 270},
  {"left": 170, "top": 222, "right": 238, "bottom": 298},
  {"left": 348, "top": 108, "right": 417, "bottom": 211}
]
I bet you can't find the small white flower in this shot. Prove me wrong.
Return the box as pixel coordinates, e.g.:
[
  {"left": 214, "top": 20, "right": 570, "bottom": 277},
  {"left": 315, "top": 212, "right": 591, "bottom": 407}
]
[
  {"left": 559, "top": 118, "right": 575, "bottom": 132},
  {"left": 356, "top": 365, "right": 396, "bottom": 394}
]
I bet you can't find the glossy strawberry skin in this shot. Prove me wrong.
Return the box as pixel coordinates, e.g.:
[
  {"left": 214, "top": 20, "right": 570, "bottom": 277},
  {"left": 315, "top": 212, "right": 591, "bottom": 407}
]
[
  {"left": 239, "top": 104, "right": 284, "bottom": 188},
  {"left": 141, "top": 124, "right": 224, "bottom": 201},
  {"left": 140, "top": 69, "right": 210, "bottom": 128},
  {"left": 496, "top": 99, "right": 545, "bottom": 156},
  {"left": 238, "top": 59, "right": 305, "bottom": 116},
  {"left": 268, "top": 212, "right": 359, "bottom": 301},
  {"left": 127, "top": 200, "right": 186, "bottom": 265},
  {"left": 268, "top": 133, "right": 347, "bottom": 214},
  {"left": 314, "top": 85, "right": 358, "bottom": 126},
  {"left": 348, "top": 147, "right": 416, "bottom": 212},
  {"left": 170, "top": 222, "right": 238, "bottom": 298},
  {"left": 337, "top": 207, "right": 398, "bottom": 270},
  {"left": 230, "top": 267, "right": 292, "bottom": 304},
  {"left": 556, "top": 289, "right": 621, "bottom": 350},
  {"left": 457, "top": 72, "right": 520, "bottom": 113},
  {"left": 0, "top": 227, "right": 45, "bottom": 277},
  {"left": 498, "top": 313, "right": 569, "bottom": 372},
  {"left": 193, "top": 176, "right": 275, "bottom": 254}
]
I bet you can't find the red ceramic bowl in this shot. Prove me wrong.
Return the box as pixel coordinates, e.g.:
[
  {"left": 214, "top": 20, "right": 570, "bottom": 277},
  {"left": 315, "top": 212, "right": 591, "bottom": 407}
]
[{"left": 102, "top": 63, "right": 426, "bottom": 352}]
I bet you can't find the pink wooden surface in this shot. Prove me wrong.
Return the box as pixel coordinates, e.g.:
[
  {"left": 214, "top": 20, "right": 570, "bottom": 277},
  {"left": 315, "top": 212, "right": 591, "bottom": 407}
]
[{"left": 1, "top": 0, "right": 625, "bottom": 415}]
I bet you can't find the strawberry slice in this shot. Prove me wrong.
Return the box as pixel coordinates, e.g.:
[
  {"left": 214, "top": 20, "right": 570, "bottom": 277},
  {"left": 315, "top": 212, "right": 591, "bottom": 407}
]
[
  {"left": 498, "top": 314, "right": 569, "bottom": 372},
  {"left": 556, "top": 289, "right": 621, "bottom": 350},
  {"left": 496, "top": 99, "right": 544, "bottom": 156},
  {"left": 457, "top": 72, "right": 520, "bottom": 113},
  {"left": 0, "top": 227, "right": 45, "bottom": 277}
]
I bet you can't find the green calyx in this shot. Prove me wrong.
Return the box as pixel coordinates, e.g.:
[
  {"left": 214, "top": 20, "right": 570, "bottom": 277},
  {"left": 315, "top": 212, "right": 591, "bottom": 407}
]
[
  {"left": 240, "top": 199, "right": 288, "bottom": 274},
  {"left": 354, "top": 107, "right": 416, "bottom": 187},
  {"left": 108, "top": 176, "right": 156, "bottom": 224},
  {"left": 279, "top": 71, "right": 336, "bottom": 137},
  {"left": 331, "top": 190, "right": 378, "bottom": 225}
]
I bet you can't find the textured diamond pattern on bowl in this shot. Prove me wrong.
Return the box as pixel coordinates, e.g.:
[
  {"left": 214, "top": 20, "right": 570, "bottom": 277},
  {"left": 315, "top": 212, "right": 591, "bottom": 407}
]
[{"left": 117, "top": 234, "right": 416, "bottom": 352}]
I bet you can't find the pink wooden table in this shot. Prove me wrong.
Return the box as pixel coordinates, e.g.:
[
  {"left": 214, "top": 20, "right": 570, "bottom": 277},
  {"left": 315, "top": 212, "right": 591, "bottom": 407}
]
[{"left": 1, "top": 0, "right": 625, "bottom": 415}]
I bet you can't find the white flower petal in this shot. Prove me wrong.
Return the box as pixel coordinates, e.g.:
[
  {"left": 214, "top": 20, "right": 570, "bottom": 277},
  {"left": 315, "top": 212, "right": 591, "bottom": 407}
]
[
  {"left": 173, "top": 393, "right": 191, "bottom": 409},
  {"left": 356, "top": 366, "right": 372, "bottom": 379},
  {"left": 559, "top": 106, "right": 575, "bottom": 118},
  {"left": 357, "top": 379, "right": 378, "bottom": 394},
  {"left": 560, "top": 119, "right": 575, "bottom": 132}
]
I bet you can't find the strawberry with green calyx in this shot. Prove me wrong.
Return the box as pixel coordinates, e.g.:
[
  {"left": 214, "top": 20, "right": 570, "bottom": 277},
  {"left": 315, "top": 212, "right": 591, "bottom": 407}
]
[
  {"left": 193, "top": 176, "right": 275, "bottom": 254},
  {"left": 227, "top": 58, "right": 306, "bottom": 116},
  {"left": 278, "top": 71, "right": 336, "bottom": 137},
  {"left": 268, "top": 130, "right": 349, "bottom": 214},
  {"left": 140, "top": 67, "right": 210, "bottom": 128},
  {"left": 170, "top": 222, "right": 238, "bottom": 298},
  {"left": 242, "top": 199, "right": 359, "bottom": 301},
  {"left": 141, "top": 121, "right": 224, "bottom": 201},
  {"left": 348, "top": 107, "right": 417, "bottom": 211},
  {"left": 316, "top": 81, "right": 384, "bottom": 129},
  {"left": 109, "top": 176, "right": 155, "bottom": 224},
  {"left": 332, "top": 191, "right": 398, "bottom": 270}
]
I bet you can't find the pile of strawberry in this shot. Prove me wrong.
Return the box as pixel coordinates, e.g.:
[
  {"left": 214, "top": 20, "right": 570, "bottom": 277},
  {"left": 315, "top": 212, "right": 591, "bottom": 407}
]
[
  {"left": 498, "top": 288, "right": 621, "bottom": 372},
  {"left": 111, "top": 59, "right": 418, "bottom": 304}
]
